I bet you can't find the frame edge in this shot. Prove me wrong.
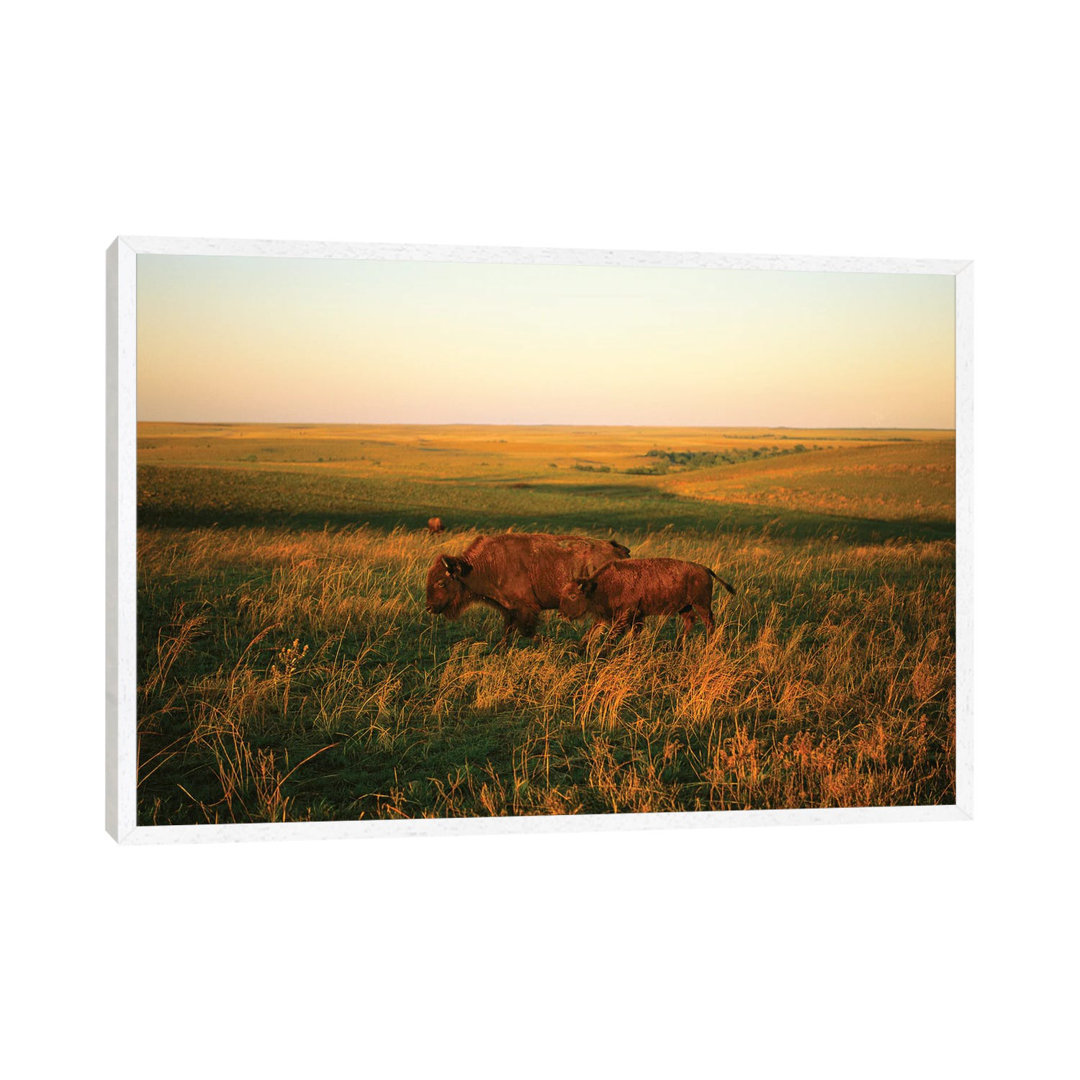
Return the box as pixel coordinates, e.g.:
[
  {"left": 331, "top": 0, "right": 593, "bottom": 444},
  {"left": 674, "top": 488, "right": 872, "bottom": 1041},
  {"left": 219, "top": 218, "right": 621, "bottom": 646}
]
[
  {"left": 954, "top": 262, "right": 974, "bottom": 818},
  {"left": 107, "top": 237, "right": 139, "bottom": 843},
  {"left": 119, "top": 236, "right": 972, "bottom": 278},
  {"left": 106, "top": 240, "right": 118, "bottom": 841},
  {"left": 120, "top": 803, "right": 971, "bottom": 845}
]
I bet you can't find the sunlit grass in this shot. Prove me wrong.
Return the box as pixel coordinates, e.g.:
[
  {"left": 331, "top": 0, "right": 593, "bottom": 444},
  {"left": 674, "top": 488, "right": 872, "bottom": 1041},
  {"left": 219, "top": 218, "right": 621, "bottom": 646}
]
[{"left": 136, "top": 423, "right": 955, "bottom": 824}]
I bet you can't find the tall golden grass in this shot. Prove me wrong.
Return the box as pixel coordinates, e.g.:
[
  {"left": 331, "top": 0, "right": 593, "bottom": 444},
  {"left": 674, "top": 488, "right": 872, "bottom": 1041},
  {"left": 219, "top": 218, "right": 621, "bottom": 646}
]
[{"left": 137, "top": 524, "right": 955, "bottom": 823}]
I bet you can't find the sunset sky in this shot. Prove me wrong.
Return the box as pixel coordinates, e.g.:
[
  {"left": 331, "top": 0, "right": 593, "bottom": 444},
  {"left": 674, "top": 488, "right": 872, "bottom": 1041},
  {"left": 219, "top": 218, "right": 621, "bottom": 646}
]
[{"left": 137, "top": 254, "right": 955, "bottom": 428}]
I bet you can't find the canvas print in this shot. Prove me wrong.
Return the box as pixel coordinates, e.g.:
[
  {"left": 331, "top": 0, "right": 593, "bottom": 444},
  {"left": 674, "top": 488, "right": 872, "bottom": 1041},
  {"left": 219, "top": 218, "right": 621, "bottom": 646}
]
[{"left": 134, "top": 251, "right": 956, "bottom": 826}]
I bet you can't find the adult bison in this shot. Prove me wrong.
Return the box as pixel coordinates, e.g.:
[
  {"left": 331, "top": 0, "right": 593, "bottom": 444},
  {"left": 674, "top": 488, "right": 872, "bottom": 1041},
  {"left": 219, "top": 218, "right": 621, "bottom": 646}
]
[
  {"left": 558, "top": 557, "right": 735, "bottom": 646},
  {"left": 425, "top": 533, "right": 631, "bottom": 643},
  {"left": 427, "top": 517, "right": 446, "bottom": 534}
]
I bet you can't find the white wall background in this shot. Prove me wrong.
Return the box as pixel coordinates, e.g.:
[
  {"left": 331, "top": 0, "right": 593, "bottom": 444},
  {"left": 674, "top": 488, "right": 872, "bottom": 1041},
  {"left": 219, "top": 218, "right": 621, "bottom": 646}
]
[{"left": 4, "top": 2, "right": 1075, "bottom": 1076}]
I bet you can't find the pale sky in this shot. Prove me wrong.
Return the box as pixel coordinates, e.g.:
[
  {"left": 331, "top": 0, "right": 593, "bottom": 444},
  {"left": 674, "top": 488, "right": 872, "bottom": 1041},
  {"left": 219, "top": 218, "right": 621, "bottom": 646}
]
[{"left": 137, "top": 254, "right": 955, "bottom": 428}]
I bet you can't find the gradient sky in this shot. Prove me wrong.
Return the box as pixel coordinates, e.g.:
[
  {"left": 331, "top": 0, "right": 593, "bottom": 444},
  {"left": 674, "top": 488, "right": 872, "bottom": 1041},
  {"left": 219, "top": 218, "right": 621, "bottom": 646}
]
[{"left": 137, "top": 254, "right": 955, "bottom": 427}]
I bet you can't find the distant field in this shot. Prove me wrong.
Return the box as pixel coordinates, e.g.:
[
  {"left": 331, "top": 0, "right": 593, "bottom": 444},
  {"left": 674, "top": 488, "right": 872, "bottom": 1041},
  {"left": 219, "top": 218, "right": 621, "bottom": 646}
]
[{"left": 136, "top": 423, "right": 956, "bottom": 824}]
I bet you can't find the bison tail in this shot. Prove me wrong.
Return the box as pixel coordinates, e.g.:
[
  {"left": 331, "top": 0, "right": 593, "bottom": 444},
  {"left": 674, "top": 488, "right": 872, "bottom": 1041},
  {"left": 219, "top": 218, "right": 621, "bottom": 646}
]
[{"left": 707, "top": 569, "right": 736, "bottom": 595}]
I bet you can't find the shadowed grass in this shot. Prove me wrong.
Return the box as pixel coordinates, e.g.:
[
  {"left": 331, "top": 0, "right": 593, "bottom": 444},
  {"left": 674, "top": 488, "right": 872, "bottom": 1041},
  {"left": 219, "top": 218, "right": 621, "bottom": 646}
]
[
  {"left": 136, "top": 423, "right": 955, "bottom": 824},
  {"left": 137, "top": 522, "right": 955, "bottom": 824}
]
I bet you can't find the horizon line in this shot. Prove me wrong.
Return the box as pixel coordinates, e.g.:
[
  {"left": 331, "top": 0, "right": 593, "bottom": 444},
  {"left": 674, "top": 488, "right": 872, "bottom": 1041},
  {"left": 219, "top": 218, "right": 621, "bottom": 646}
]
[{"left": 137, "top": 419, "right": 957, "bottom": 432}]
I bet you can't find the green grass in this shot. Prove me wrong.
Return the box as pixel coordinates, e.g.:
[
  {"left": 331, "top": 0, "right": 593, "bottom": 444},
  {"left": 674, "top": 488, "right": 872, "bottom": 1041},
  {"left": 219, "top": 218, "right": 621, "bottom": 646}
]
[{"left": 136, "top": 423, "right": 956, "bottom": 825}]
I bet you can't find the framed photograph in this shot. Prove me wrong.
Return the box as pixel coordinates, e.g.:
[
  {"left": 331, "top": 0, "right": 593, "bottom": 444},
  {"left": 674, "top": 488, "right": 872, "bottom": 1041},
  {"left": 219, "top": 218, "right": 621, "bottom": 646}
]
[{"left": 106, "top": 238, "right": 972, "bottom": 843}]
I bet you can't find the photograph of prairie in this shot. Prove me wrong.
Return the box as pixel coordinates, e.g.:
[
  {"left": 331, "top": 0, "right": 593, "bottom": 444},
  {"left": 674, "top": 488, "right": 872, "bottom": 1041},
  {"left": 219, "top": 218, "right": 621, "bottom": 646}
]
[{"left": 136, "top": 252, "right": 956, "bottom": 826}]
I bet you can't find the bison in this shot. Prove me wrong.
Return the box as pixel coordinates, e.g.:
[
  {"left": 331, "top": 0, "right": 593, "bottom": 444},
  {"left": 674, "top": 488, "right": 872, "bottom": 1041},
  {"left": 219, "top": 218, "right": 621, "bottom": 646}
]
[
  {"left": 425, "top": 532, "right": 631, "bottom": 644},
  {"left": 427, "top": 517, "right": 446, "bottom": 534},
  {"left": 558, "top": 557, "right": 735, "bottom": 646}
]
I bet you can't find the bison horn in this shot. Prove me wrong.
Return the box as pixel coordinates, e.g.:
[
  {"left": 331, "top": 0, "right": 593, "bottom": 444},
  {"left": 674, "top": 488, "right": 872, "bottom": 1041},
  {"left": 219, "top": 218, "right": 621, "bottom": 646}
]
[{"left": 441, "top": 556, "right": 472, "bottom": 578}]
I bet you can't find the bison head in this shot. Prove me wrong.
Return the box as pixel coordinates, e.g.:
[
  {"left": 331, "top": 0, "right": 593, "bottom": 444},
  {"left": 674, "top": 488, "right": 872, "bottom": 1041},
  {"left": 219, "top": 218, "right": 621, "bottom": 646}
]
[
  {"left": 558, "top": 576, "right": 597, "bottom": 620},
  {"left": 425, "top": 554, "right": 474, "bottom": 618}
]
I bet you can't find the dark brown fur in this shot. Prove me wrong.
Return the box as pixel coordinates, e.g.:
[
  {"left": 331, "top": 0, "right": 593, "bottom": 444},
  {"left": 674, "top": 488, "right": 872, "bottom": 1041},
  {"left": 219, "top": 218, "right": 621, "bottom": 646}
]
[
  {"left": 558, "top": 557, "right": 735, "bottom": 645},
  {"left": 425, "top": 533, "right": 631, "bottom": 643},
  {"left": 427, "top": 517, "right": 445, "bottom": 534}
]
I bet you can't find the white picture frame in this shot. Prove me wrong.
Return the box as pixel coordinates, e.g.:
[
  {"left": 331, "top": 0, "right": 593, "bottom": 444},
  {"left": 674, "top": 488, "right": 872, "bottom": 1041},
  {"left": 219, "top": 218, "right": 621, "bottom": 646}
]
[{"left": 106, "top": 236, "right": 972, "bottom": 844}]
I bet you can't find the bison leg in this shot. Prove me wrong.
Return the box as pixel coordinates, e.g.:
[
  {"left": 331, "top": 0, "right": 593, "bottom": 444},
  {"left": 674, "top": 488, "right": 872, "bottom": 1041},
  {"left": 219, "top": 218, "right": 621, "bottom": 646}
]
[
  {"left": 484, "top": 608, "right": 519, "bottom": 651},
  {"left": 614, "top": 616, "right": 643, "bottom": 640},
  {"left": 695, "top": 604, "right": 716, "bottom": 634},
  {"left": 489, "top": 609, "right": 540, "bottom": 651}
]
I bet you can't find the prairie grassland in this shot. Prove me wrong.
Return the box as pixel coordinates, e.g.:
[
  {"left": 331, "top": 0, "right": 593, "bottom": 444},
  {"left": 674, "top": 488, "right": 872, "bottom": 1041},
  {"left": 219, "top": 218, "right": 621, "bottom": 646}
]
[{"left": 136, "top": 424, "right": 956, "bottom": 825}]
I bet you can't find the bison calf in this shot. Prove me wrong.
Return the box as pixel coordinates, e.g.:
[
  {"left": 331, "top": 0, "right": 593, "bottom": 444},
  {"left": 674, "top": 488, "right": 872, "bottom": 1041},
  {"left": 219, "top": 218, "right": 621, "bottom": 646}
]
[
  {"left": 427, "top": 517, "right": 445, "bottom": 534},
  {"left": 559, "top": 557, "right": 735, "bottom": 645}
]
